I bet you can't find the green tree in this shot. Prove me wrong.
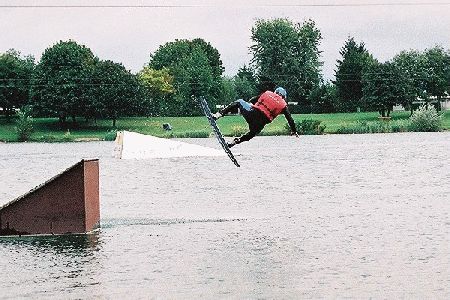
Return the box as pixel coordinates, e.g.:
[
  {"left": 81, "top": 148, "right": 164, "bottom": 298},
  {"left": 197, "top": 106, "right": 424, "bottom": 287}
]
[
  {"left": 392, "top": 50, "right": 423, "bottom": 113},
  {"left": 393, "top": 47, "right": 450, "bottom": 112},
  {"left": 250, "top": 18, "right": 323, "bottom": 112},
  {"left": 90, "top": 60, "right": 141, "bottom": 126},
  {"left": 191, "top": 38, "right": 224, "bottom": 78},
  {"left": 233, "top": 65, "right": 257, "bottom": 101},
  {"left": 447, "top": 50, "right": 450, "bottom": 96},
  {"left": 148, "top": 38, "right": 224, "bottom": 116},
  {"left": 0, "top": 49, "right": 35, "bottom": 119},
  {"left": 309, "top": 81, "right": 336, "bottom": 113},
  {"left": 334, "top": 37, "right": 376, "bottom": 112},
  {"left": 172, "top": 46, "right": 215, "bottom": 116},
  {"left": 363, "top": 61, "right": 415, "bottom": 117},
  {"left": 422, "top": 46, "right": 450, "bottom": 110},
  {"left": 219, "top": 76, "right": 238, "bottom": 106},
  {"left": 138, "top": 66, "right": 174, "bottom": 116},
  {"left": 150, "top": 38, "right": 224, "bottom": 78},
  {"left": 31, "top": 40, "right": 97, "bottom": 125}
]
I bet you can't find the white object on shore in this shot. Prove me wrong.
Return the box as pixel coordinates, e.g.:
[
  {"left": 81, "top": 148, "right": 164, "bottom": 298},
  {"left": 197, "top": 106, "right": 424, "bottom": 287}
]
[{"left": 114, "top": 131, "right": 225, "bottom": 159}]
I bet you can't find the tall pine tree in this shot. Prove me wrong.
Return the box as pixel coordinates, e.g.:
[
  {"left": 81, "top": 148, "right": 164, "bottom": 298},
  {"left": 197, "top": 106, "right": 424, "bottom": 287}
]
[{"left": 334, "top": 37, "right": 375, "bottom": 112}]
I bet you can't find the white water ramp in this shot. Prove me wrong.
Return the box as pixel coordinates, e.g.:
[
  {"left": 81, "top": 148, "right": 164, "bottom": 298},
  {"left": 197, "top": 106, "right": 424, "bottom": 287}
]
[{"left": 114, "top": 131, "right": 225, "bottom": 159}]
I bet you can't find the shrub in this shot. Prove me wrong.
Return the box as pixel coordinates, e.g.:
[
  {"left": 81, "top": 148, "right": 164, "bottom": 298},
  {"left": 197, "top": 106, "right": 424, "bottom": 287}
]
[
  {"left": 336, "top": 120, "right": 409, "bottom": 134},
  {"left": 165, "top": 131, "right": 210, "bottom": 138},
  {"left": 34, "top": 134, "right": 72, "bottom": 142},
  {"left": 104, "top": 130, "right": 117, "bottom": 141},
  {"left": 15, "top": 106, "right": 34, "bottom": 142},
  {"left": 391, "top": 120, "right": 410, "bottom": 133},
  {"left": 409, "top": 105, "right": 442, "bottom": 132},
  {"left": 336, "top": 121, "right": 367, "bottom": 134},
  {"left": 290, "top": 119, "right": 326, "bottom": 135}
]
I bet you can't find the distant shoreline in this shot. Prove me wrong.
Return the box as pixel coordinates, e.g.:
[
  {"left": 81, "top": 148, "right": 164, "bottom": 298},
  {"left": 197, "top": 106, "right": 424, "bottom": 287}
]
[
  {"left": 1, "top": 110, "right": 449, "bottom": 143},
  {"left": 2, "top": 131, "right": 450, "bottom": 145}
]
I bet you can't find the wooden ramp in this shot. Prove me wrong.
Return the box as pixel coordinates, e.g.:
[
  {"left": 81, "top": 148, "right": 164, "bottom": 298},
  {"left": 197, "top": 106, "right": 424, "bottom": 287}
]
[{"left": 0, "top": 159, "right": 100, "bottom": 236}]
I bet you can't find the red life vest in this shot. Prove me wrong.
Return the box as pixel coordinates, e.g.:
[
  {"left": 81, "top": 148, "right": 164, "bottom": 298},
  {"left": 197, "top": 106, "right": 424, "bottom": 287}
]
[{"left": 253, "top": 91, "right": 287, "bottom": 121}]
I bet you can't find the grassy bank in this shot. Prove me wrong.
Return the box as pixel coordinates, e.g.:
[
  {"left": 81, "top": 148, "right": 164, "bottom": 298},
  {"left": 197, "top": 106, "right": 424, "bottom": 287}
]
[{"left": 1, "top": 110, "right": 449, "bottom": 142}]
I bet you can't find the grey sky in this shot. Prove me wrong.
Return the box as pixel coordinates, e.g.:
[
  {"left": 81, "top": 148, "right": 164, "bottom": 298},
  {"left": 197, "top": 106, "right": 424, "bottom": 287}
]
[{"left": 1, "top": 0, "right": 449, "bottom": 79}]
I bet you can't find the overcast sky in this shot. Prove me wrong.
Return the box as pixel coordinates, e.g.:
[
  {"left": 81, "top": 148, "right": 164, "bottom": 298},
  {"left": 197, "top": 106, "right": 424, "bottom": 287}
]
[{"left": 1, "top": 0, "right": 449, "bottom": 80}]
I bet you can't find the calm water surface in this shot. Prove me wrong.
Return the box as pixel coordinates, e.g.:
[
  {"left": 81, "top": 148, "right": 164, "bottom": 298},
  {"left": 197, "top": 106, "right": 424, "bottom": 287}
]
[{"left": 0, "top": 133, "right": 449, "bottom": 299}]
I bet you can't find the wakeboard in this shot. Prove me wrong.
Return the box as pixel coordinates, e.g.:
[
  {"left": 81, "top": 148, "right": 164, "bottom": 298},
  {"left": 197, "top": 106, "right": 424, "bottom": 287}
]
[{"left": 198, "top": 97, "right": 240, "bottom": 167}]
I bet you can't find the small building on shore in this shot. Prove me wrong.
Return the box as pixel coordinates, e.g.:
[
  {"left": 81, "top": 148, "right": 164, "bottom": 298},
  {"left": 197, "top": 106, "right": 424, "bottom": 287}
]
[{"left": 393, "top": 94, "right": 450, "bottom": 111}]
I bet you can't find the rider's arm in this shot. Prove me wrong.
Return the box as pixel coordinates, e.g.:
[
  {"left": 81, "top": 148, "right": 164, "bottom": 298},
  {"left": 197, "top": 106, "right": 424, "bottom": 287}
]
[{"left": 283, "top": 107, "right": 298, "bottom": 135}]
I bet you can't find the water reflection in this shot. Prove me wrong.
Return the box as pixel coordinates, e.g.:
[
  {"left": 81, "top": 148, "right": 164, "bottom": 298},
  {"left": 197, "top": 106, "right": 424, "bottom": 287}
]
[
  {"left": 0, "top": 231, "right": 101, "bottom": 257},
  {"left": 0, "top": 232, "right": 103, "bottom": 299},
  {"left": 0, "top": 232, "right": 101, "bottom": 255}
]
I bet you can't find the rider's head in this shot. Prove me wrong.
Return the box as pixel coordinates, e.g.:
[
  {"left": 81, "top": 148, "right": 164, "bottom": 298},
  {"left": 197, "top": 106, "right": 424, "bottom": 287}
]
[{"left": 274, "top": 87, "right": 287, "bottom": 99}]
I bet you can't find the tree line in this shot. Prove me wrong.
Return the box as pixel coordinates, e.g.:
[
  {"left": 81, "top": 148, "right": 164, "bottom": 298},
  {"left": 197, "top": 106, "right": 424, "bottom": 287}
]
[
  {"left": 1, "top": 18, "right": 449, "bottom": 126},
  {"left": 334, "top": 38, "right": 450, "bottom": 117}
]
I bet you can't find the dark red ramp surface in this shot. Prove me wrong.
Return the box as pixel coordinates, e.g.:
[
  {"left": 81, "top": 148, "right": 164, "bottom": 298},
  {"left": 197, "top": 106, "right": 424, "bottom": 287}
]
[{"left": 0, "top": 159, "right": 100, "bottom": 236}]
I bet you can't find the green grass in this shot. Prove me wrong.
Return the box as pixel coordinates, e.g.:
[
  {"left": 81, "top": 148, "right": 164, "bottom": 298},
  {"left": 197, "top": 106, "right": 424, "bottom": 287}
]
[
  {"left": 441, "top": 110, "right": 450, "bottom": 129},
  {"left": 291, "top": 111, "right": 412, "bottom": 133},
  {"left": 0, "top": 118, "right": 17, "bottom": 141},
  {"left": 0, "top": 110, "right": 449, "bottom": 142}
]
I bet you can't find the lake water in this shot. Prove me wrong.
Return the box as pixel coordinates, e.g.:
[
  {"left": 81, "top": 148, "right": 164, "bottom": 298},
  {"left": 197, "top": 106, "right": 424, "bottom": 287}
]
[{"left": 0, "top": 133, "right": 449, "bottom": 299}]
